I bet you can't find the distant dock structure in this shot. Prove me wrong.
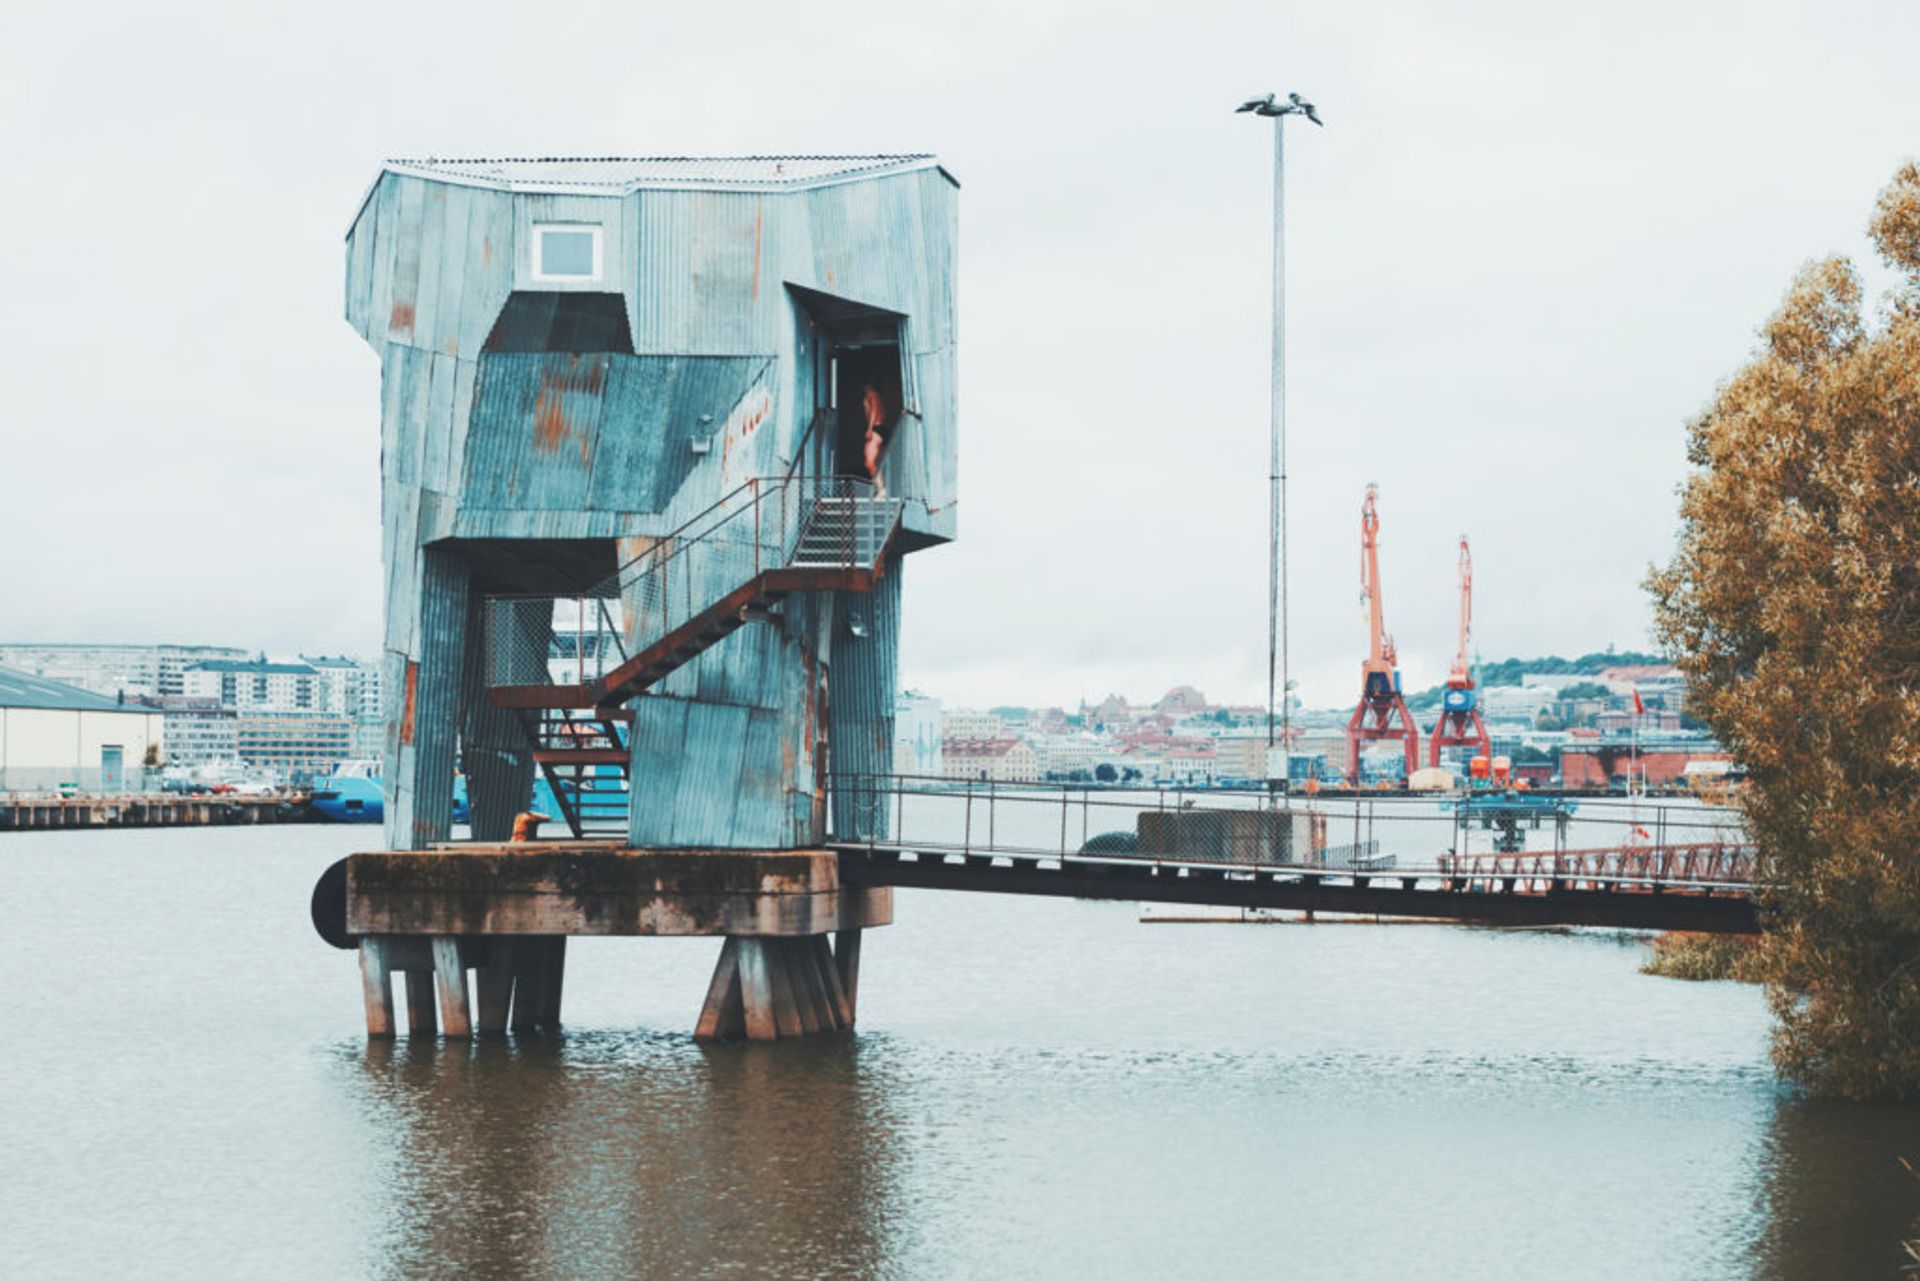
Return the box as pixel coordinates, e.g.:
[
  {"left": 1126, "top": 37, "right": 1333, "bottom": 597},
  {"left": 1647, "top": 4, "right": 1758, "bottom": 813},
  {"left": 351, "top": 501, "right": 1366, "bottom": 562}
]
[{"left": 330, "top": 154, "right": 959, "bottom": 1039}]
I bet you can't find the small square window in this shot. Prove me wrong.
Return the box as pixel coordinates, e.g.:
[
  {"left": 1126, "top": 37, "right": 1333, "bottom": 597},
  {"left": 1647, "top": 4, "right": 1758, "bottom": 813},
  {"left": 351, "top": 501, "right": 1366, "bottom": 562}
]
[{"left": 534, "top": 224, "right": 602, "bottom": 281}]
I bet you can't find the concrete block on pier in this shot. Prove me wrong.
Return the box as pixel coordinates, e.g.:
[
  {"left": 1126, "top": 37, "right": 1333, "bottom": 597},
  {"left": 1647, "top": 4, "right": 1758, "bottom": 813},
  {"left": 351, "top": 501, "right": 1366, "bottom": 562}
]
[
  {"left": 345, "top": 844, "right": 891, "bottom": 938},
  {"left": 343, "top": 844, "right": 885, "bottom": 1041}
]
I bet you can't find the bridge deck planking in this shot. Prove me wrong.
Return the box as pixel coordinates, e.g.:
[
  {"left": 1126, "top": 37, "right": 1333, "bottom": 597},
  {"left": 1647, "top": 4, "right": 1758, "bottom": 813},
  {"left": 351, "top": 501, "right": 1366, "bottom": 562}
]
[{"left": 834, "top": 845, "right": 1760, "bottom": 934}]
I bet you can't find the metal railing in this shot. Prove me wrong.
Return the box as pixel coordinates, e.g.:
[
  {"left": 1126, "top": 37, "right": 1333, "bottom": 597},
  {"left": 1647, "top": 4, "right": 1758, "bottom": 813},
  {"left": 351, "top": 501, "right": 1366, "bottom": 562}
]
[
  {"left": 826, "top": 773, "right": 1757, "bottom": 889},
  {"left": 1437, "top": 843, "right": 1756, "bottom": 892},
  {"left": 483, "top": 474, "right": 902, "bottom": 692}
]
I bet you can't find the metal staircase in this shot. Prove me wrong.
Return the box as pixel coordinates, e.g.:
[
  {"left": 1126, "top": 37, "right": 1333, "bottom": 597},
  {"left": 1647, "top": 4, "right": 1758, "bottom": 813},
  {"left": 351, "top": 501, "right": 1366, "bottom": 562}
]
[
  {"left": 481, "top": 475, "right": 903, "bottom": 837},
  {"left": 516, "top": 708, "right": 633, "bottom": 838}
]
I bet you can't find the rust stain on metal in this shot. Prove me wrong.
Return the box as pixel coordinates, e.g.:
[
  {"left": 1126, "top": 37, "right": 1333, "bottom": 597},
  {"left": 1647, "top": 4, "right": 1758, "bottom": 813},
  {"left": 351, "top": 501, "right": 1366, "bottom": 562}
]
[
  {"left": 390, "top": 301, "right": 415, "bottom": 333},
  {"left": 532, "top": 390, "right": 569, "bottom": 452},
  {"left": 531, "top": 357, "right": 608, "bottom": 453},
  {"left": 718, "top": 385, "right": 772, "bottom": 477},
  {"left": 399, "top": 661, "right": 419, "bottom": 746},
  {"left": 481, "top": 238, "right": 492, "bottom": 269}
]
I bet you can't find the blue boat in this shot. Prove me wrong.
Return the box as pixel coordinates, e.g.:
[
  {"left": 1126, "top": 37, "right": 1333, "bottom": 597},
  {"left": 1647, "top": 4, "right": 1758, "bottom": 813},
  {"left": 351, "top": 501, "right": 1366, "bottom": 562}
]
[{"left": 310, "top": 759, "right": 562, "bottom": 826}]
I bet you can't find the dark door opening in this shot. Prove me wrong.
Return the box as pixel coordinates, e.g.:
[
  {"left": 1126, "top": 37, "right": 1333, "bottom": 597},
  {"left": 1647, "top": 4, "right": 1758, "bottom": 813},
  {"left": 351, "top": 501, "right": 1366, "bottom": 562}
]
[{"left": 833, "top": 344, "right": 903, "bottom": 482}]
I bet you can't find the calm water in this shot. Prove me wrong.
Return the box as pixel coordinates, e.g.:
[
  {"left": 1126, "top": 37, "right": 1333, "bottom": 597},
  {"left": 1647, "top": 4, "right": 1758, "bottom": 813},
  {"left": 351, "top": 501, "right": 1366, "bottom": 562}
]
[{"left": 2, "top": 824, "right": 1917, "bottom": 1279}]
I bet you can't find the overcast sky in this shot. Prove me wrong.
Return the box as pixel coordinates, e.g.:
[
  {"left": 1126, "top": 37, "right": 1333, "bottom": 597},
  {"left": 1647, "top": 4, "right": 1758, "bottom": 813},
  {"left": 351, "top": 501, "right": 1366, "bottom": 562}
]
[{"left": 2, "top": 0, "right": 1915, "bottom": 711}]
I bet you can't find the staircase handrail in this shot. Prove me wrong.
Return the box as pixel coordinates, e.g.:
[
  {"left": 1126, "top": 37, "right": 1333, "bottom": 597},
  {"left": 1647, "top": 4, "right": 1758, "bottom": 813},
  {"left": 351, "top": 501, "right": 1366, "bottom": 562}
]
[{"left": 594, "top": 475, "right": 784, "bottom": 597}]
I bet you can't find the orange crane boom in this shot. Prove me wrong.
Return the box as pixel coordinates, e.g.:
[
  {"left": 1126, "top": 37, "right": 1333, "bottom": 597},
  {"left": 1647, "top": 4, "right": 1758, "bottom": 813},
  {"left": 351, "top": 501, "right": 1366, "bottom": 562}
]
[
  {"left": 1429, "top": 533, "right": 1492, "bottom": 769},
  {"left": 1345, "top": 485, "right": 1420, "bottom": 780},
  {"left": 1449, "top": 536, "right": 1472, "bottom": 688},
  {"left": 1360, "top": 486, "right": 1395, "bottom": 672}
]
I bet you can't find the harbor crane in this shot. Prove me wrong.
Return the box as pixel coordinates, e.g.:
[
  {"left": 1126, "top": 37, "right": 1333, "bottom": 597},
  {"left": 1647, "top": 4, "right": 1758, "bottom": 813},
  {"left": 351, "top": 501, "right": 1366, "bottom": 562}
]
[
  {"left": 1344, "top": 485, "right": 1422, "bottom": 780},
  {"left": 1429, "top": 535, "right": 1492, "bottom": 768}
]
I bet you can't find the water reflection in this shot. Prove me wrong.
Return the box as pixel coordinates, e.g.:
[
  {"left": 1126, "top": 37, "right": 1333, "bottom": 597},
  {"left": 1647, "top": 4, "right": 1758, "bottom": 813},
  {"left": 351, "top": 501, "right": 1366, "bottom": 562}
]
[
  {"left": 1754, "top": 1093, "right": 1920, "bottom": 1279},
  {"left": 345, "top": 1032, "right": 902, "bottom": 1279}
]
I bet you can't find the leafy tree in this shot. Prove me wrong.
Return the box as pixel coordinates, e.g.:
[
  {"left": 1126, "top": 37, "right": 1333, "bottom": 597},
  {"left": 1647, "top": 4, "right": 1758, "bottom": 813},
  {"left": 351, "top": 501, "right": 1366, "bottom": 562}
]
[
  {"left": 1402, "top": 650, "right": 1665, "bottom": 705},
  {"left": 1094, "top": 763, "right": 1119, "bottom": 783},
  {"left": 1556, "top": 681, "right": 1613, "bottom": 701},
  {"left": 1649, "top": 163, "right": 1920, "bottom": 1100}
]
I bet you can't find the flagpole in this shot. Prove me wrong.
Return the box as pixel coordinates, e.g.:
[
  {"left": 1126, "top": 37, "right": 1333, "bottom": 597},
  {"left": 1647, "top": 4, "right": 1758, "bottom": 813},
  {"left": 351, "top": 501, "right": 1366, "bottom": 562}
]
[{"left": 1631, "top": 687, "right": 1642, "bottom": 799}]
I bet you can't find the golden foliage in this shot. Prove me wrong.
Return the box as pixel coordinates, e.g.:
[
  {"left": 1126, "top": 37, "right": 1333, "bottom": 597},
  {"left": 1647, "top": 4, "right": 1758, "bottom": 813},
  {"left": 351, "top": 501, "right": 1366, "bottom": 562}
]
[
  {"left": 1649, "top": 163, "right": 1920, "bottom": 1100},
  {"left": 1640, "top": 932, "right": 1765, "bottom": 983}
]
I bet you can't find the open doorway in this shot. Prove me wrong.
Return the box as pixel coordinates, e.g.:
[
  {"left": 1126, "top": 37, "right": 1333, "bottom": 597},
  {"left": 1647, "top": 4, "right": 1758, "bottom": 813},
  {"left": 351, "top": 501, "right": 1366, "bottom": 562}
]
[
  {"left": 787, "top": 284, "right": 907, "bottom": 486},
  {"left": 833, "top": 343, "right": 903, "bottom": 482}
]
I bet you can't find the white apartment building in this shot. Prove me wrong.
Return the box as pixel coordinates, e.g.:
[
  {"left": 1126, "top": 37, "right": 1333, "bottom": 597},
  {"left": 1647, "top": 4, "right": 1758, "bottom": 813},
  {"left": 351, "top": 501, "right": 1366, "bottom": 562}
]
[
  {"left": 183, "top": 659, "right": 325, "bottom": 713},
  {"left": 941, "top": 710, "right": 1003, "bottom": 741},
  {"left": 0, "top": 643, "right": 247, "bottom": 699},
  {"left": 1163, "top": 747, "right": 1218, "bottom": 785},
  {"left": 1034, "top": 732, "right": 1110, "bottom": 777},
  {"left": 302, "top": 656, "right": 384, "bottom": 721},
  {"left": 939, "top": 737, "right": 1040, "bottom": 783},
  {"left": 1479, "top": 685, "right": 1558, "bottom": 719},
  {"left": 159, "top": 697, "right": 239, "bottom": 766}
]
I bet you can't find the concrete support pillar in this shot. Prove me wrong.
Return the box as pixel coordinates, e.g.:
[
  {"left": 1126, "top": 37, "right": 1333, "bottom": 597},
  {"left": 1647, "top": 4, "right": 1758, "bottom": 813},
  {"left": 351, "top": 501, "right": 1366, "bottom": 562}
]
[
  {"left": 356, "top": 935, "right": 564, "bottom": 1039},
  {"left": 359, "top": 937, "right": 395, "bottom": 1038},
  {"left": 694, "top": 933, "right": 858, "bottom": 1042},
  {"left": 510, "top": 938, "right": 566, "bottom": 1033},
  {"left": 432, "top": 936, "right": 473, "bottom": 1038}
]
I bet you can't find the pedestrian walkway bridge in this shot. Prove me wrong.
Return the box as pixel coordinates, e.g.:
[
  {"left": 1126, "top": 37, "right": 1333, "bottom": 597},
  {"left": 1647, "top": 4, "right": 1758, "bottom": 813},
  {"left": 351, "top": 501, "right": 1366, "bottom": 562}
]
[
  {"left": 321, "top": 775, "right": 1757, "bottom": 1044},
  {"left": 825, "top": 775, "right": 1759, "bottom": 934}
]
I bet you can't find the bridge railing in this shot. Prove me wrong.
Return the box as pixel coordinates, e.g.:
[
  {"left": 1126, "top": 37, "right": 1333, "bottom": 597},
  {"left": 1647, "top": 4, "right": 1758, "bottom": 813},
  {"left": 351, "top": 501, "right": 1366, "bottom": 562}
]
[
  {"left": 828, "top": 773, "right": 1755, "bottom": 886},
  {"left": 1438, "top": 844, "right": 1757, "bottom": 892}
]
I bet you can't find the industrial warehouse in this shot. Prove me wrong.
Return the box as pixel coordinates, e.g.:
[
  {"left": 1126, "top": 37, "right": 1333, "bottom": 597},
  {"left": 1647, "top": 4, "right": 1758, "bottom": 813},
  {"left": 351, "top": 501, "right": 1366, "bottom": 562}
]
[{"left": 0, "top": 665, "right": 163, "bottom": 793}]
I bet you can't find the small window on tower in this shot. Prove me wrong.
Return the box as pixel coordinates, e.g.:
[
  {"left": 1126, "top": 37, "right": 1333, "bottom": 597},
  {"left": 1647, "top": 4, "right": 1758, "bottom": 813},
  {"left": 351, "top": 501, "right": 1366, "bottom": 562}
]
[{"left": 533, "top": 224, "right": 602, "bottom": 282}]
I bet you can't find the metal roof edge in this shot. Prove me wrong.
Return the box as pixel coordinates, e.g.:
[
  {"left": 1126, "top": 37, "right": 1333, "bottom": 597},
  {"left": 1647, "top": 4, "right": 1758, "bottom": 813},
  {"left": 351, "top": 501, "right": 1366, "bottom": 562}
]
[
  {"left": 0, "top": 664, "right": 162, "bottom": 715},
  {"left": 373, "top": 154, "right": 945, "bottom": 198},
  {"left": 344, "top": 168, "right": 388, "bottom": 243}
]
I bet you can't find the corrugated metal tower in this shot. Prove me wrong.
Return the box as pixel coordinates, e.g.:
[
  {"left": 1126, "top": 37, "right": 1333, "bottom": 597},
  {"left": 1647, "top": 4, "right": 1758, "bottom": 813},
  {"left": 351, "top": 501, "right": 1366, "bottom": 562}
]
[{"left": 344, "top": 155, "right": 958, "bottom": 851}]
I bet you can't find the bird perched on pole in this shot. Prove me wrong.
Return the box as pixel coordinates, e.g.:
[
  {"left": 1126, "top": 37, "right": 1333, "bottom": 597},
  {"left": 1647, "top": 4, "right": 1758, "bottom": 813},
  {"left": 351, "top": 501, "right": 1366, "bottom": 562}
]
[{"left": 1235, "top": 91, "right": 1323, "bottom": 125}]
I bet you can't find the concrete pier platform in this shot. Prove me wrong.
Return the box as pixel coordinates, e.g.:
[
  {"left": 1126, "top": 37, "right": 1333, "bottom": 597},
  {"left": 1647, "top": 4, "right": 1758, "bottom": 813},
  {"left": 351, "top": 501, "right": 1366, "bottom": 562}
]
[{"left": 340, "top": 843, "right": 888, "bottom": 1042}]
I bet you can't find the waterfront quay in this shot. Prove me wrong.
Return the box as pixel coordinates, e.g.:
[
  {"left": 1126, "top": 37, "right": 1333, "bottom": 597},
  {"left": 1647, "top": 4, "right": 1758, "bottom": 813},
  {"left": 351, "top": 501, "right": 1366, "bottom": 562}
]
[{"left": 0, "top": 792, "right": 308, "bottom": 831}]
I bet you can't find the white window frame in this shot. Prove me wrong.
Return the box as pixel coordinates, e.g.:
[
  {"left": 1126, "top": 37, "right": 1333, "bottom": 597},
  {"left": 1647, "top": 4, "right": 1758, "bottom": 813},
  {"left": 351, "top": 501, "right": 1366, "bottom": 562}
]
[{"left": 531, "top": 223, "right": 604, "bottom": 283}]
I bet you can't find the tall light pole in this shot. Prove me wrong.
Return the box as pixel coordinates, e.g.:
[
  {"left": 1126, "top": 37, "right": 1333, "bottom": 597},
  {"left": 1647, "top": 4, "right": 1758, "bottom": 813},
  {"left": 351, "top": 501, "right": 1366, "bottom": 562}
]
[{"left": 1235, "top": 91, "right": 1321, "bottom": 793}]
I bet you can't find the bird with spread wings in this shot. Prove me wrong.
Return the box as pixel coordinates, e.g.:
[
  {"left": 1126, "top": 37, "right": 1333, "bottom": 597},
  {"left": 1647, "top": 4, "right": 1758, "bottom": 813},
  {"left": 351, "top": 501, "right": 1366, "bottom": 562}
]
[{"left": 1235, "top": 91, "right": 1323, "bottom": 125}]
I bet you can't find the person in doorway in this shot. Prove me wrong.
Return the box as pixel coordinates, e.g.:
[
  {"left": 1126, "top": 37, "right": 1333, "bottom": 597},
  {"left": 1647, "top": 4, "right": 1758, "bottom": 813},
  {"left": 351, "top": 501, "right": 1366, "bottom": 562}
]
[{"left": 860, "top": 383, "right": 891, "bottom": 498}]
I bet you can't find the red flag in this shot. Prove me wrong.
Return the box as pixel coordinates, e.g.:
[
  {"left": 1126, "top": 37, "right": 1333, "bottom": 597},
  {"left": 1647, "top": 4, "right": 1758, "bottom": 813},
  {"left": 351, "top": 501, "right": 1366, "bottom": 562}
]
[{"left": 1632, "top": 688, "right": 1645, "bottom": 716}]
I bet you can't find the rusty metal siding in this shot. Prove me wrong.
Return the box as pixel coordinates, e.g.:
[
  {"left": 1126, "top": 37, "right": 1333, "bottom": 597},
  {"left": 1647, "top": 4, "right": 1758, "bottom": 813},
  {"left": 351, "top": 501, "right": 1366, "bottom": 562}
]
[
  {"left": 828, "top": 559, "right": 902, "bottom": 841},
  {"left": 427, "top": 182, "right": 473, "bottom": 358},
  {"left": 582, "top": 355, "right": 772, "bottom": 513},
  {"left": 457, "top": 353, "right": 769, "bottom": 521},
  {"left": 902, "top": 343, "right": 959, "bottom": 542},
  {"left": 458, "top": 191, "right": 517, "bottom": 355},
  {"left": 349, "top": 155, "right": 957, "bottom": 851},
  {"left": 626, "top": 190, "right": 775, "bottom": 357},
  {"left": 383, "top": 548, "right": 467, "bottom": 850}
]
